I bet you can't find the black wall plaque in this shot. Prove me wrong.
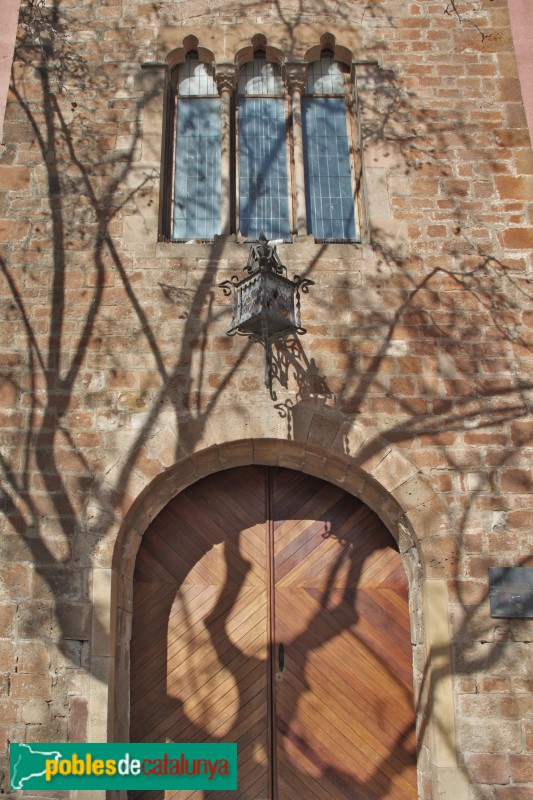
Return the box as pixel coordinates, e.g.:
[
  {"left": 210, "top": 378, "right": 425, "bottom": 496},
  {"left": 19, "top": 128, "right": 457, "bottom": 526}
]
[{"left": 489, "top": 567, "right": 533, "bottom": 619}]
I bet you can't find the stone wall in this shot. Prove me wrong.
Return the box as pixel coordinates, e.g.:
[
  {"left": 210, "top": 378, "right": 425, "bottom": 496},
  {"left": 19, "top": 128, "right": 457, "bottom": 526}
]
[{"left": 1, "top": 0, "right": 533, "bottom": 797}]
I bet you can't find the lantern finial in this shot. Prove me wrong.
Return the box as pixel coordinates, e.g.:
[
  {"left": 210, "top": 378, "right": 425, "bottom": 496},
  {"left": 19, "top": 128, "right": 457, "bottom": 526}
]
[{"left": 245, "top": 231, "right": 285, "bottom": 275}]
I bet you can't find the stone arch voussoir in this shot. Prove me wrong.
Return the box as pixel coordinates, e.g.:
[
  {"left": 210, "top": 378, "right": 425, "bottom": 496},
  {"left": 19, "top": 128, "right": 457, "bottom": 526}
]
[{"left": 111, "top": 404, "right": 451, "bottom": 580}]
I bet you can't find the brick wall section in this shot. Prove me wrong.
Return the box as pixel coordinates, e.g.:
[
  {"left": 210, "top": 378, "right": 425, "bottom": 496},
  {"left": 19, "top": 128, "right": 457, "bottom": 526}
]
[{"left": 1, "top": 0, "right": 533, "bottom": 797}]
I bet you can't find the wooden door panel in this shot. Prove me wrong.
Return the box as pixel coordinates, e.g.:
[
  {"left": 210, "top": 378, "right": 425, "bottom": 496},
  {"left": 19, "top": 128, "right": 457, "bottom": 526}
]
[
  {"left": 130, "top": 467, "right": 417, "bottom": 800},
  {"left": 275, "top": 594, "right": 416, "bottom": 780},
  {"left": 272, "top": 469, "right": 417, "bottom": 799},
  {"left": 275, "top": 591, "right": 415, "bottom": 746},
  {"left": 130, "top": 467, "right": 270, "bottom": 800}
]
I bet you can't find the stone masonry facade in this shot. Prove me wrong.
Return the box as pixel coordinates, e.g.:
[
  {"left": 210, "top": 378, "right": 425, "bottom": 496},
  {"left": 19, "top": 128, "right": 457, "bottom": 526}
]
[{"left": 1, "top": 0, "right": 533, "bottom": 798}]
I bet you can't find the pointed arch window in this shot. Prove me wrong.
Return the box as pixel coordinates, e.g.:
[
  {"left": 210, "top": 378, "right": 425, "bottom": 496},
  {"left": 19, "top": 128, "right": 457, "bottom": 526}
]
[
  {"left": 302, "top": 52, "right": 359, "bottom": 242},
  {"left": 237, "top": 53, "right": 291, "bottom": 241},
  {"left": 172, "top": 53, "right": 221, "bottom": 240}
]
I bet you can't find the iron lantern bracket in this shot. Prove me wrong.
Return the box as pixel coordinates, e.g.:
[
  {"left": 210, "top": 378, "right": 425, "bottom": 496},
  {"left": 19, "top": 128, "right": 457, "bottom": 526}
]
[{"left": 219, "top": 234, "right": 314, "bottom": 387}]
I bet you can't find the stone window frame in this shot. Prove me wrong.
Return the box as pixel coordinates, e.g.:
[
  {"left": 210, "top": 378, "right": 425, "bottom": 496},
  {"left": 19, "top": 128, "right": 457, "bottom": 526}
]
[{"left": 158, "top": 33, "right": 364, "bottom": 245}]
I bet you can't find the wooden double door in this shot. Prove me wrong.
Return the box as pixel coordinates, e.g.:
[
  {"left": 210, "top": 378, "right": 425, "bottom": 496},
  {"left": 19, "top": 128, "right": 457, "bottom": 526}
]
[{"left": 130, "top": 467, "right": 418, "bottom": 799}]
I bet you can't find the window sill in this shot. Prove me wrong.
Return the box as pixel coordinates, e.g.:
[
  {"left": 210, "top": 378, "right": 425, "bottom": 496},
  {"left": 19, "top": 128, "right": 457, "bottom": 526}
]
[{"left": 155, "top": 234, "right": 366, "bottom": 262}]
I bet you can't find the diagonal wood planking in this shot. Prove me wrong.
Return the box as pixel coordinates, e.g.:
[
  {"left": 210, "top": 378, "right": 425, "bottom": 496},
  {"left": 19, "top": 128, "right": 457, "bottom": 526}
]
[
  {"left": 272, "top": 468, "right": 417, "bottom": 799},
  {"left": 130, "top": 467, "right": 270, "bottom": 800},
  {"left": 130, "top": 466, "right": 417, "bottom": 800}
]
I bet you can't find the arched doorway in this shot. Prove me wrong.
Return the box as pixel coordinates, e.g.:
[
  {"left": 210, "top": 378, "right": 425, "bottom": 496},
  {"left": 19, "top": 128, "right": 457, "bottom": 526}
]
[{"left": 129, "top": 466, "right": 418, "bottom": 799}]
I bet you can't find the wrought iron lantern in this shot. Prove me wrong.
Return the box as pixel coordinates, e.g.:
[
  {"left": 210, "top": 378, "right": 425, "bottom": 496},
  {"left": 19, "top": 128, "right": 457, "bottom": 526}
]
[{"left": 219, "top": 233, "right": 314, "bottom": 387}]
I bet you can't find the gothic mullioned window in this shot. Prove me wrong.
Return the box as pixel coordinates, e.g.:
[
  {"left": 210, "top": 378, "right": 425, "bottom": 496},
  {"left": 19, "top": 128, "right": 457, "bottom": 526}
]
[{"left": 160, "top": 46, "right": 361, "bottom": 244}]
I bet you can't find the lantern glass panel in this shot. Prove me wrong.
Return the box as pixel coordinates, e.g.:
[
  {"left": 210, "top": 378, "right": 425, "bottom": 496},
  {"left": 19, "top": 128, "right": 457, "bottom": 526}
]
[
  {"left": 265, "top": 273, "right": 295, "bottom": 330},
  {"left": 238, "top": 274, "right": 263, "bottom": 327}
]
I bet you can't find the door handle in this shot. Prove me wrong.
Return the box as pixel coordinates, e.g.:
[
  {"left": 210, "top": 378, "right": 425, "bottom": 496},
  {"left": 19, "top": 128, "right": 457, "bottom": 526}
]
[{"left": 278, "top": 643, "right": 284, "bottom": 672}]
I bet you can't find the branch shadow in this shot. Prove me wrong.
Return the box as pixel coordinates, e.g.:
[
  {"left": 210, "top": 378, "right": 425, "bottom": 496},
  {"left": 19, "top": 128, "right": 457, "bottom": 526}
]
[
  {"left": 128, "top": 466, "right": 417, "bottom": 800},
  {"left": 1, "top": 1, "right": 531, "bottom": 797}
]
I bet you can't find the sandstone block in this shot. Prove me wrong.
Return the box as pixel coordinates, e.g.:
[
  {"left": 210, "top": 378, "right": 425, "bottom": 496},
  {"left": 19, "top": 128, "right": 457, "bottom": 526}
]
[
  {"left": 460, "top": 719, "right": 522, "bottom": 753},
  {"left": 466, "top": 754, "right": 510, "bottom": 785},
  {"left": 0, "top": 166, "right": 30, "bottom": 190},
  {"left": 22, "top": 699, "right": 50, "bottom": 724}
]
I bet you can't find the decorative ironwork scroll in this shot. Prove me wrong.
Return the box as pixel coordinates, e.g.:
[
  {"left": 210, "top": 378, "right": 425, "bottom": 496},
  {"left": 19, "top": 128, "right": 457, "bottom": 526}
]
[{"left": 219, "top": 233, "right": 314, "bottom": 387}]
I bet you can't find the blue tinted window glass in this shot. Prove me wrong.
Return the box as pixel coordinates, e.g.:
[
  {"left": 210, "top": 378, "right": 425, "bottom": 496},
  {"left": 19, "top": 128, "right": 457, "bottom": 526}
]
[
  {"left": 238, "top": 97, "right": 291, "bottom": 241},
  {"left": 302, "top": 97, "right": 358, "bottom": 242},
  {"left": 173, "top": 98, "right": 221, "bottom": 239}
]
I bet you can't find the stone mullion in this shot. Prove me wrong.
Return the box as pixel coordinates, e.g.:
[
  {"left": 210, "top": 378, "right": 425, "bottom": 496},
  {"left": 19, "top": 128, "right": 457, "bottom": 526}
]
[
  {"left": 285, "top": 63, "right": 308, "bottom": 237},
  {"left": 216, "top": 64, "right": 237, "bottom": 236}
]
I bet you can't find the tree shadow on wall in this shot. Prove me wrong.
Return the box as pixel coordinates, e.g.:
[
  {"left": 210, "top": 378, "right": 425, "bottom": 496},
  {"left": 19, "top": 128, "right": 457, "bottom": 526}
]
[
  {"left": 1, "top": 1, "right": 533, "bottom": 797},
  {"left": 127, "top": 465, "right": 417, "bottom": 800}
]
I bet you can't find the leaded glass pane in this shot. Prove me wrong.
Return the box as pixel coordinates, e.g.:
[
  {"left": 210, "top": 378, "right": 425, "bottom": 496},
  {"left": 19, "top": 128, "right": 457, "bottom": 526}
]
[
  {"left": 302, "top": 97, "right": 358, "bottom": 241},
  {"left": 177, "top": 58, "right": 217, "bottom": 96},
  {"left": 173, "top": 98, "right": 221, "bottom": 239},
  {"left": 238, "top": 97, "right": 291, "bottom": 241},
  {"left": 306, "top": 57, "right": 345, "bottom": 95},
  {"left": 238, "top": 59, "right": 284, "bottom": 96}
]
